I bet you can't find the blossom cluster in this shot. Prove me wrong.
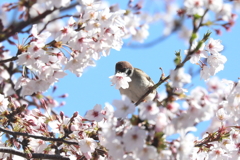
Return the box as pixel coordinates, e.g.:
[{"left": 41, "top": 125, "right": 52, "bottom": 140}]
[
  {"left": 0, "top": 93, "right": 104, "bottom": 159},
  {"left": 2, "top": 75, "right": 240, "bottom": 159},
  {"left": 14, "top": 0, "right": 126, "bottom": 96},
  {"left": 99, "top": 77, "right": 240, "bottom": 160},
  {"left": 184, "top": 38, "right": 227, "bottom": 80},
  {"left": 190, "top": 77, "right": 240, "bottom": 159},
  {"left": 0, "top": 0, "right": 156, "bottom": 97}
]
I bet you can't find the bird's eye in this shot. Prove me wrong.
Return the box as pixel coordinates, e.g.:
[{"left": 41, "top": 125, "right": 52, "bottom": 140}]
[{"left": 127, "top": 69, "right": 131, "bottom": 75}]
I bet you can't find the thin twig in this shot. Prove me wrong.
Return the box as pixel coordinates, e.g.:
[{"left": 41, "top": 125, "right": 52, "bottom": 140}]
[
  {"left": 124, "top": 24, "right": 180, "bottom": 49},
  {"left": 124, "top": 34, "right": 169, "bottom": 48},
  {"left": 134, "top": 9, "right": 210, "bottom": 106},
  {"left": 135, "top": 75, "right": 169, "bottom": 106},
  {"left": 0, "top": 127, "right": 78, "bottom": 145}
]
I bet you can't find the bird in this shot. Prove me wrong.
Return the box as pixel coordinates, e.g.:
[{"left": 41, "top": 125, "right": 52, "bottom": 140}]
[{"left": 115, "top": 61, "right": 157, "bottom": 103}]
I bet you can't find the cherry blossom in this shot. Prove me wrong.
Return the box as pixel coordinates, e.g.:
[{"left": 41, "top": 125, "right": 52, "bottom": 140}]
[
  {"left": 105, "top": 139, "right": 125, "bottom": 158},
  {"left": 112, "top": 95, "right": 135, "bottom": 118},
  {"left": 177, "top": 133, "right": 196, "bottom": 160},
  {"left": 109, "top": 72, "right": 132, "bottom": 89},
  {"left": 47, "top": 0, "right": 71, "bottom": 9},
  {"left": 138, "top": 101, "right": 159, "bottom": 124},
  {"left": 216, "top": 108, "right": 230, "bottom": 121},
  {"left": 85, "top": 104, "right": 104, "bottom": 122},
  {"left": 200, "top": 65, "right": 214, "bottom": 80},
  {"left": 28, "top": 138, "right": 48, "bottom": 153},
  {"left": 234, "top": 0, "right": 240, "bottom": 11},
  {"left": 135, "top": 145, "right": 158, "bottom": 160},
  {"left": 166, "top": 102, "right": 180, "bottom": 113},
  {"left": 207, "top": 53, "right": 227, "bottom": 73},
  {"left": 122, "top": 126, "right": 147, "bottom": 152},
  {"left": 78, "top": 138, "right": 97, "bottom": 153},
  {"left": 170, "top": 68, "right": 191, "bottom": 88},
  {"left": 205, "top": 38, "right": 224, "bottom": 55},
  {"left": 155, "top": 112, "right": 169, "bottom": 132},
  {"left": 0, "top": 94, "right": 8, "bottom": 112},
  {"left": 48, "top": 115, "right": 71, "bottom": 134},
  {"left": 204, "top": 0, "right": 223, "bottom": 13},
  {"left": 132, "top": 24, "right": 149, "bottom": 43},
  {"left": 184, "top": 0, "right": 205, "bottom": 15},
  {"left": 216, "top": 3, "right": 233, "bottom": 22},
  {"left": 185, "top": 41, "right": 208, "bottom": 64},
  {"left": 208, "top": 147, "right": 230, "bottom": 160}
]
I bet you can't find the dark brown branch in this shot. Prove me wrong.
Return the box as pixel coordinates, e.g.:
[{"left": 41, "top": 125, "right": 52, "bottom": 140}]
[
  {"left": 0, "top": 127, "right": 78, "bottom": 145},
  {"left": 124, "top": 34, "right": 169, "bottom": 49},
  {"left": 0, "top": 9, "right": 56, "bottom": 42},
  {"left": 0, "top": 56, "right": 18, "bottom": 64},
  {"left": 0, "top": 147, "right": 70, "bottom": 160}
]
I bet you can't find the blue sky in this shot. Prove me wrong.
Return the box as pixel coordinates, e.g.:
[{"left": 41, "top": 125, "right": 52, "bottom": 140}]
[
  {"left": 50, "top": 0, "right": 240, "bottom": 138},
  {"left": 2, "top": 0, "right": 240, "bottom": 138}
]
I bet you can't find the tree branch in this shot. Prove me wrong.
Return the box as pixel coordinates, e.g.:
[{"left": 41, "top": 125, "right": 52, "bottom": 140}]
[
  {"left": 0, "top": 9, "right": 56, "bottom": 42},
  {"left": 0, "top": 127, "right": 78, "bottom": 145},
  {"left": 0, "top": 56, "right": 18, "bottom": 64},
  {"left": 0, "top": 147, "right": 70, "bottom": 160}
]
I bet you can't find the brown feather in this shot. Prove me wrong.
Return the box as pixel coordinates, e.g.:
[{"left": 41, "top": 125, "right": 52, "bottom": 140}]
[{"left": 134, "top": 68, "right": 155, "bottom": 85}]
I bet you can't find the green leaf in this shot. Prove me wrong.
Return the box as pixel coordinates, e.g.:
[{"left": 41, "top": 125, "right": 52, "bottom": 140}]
[
  {"left": 153, "top": 132, "right": 167, "bottom": 151},
  {"left": 155, "top": 131, "right": 165, "bottom": 139},
  {"left": 174, "top": 50, "right": 181, "bottom": 66},
  {"left": 130, "top": 114, "right": 139, "bottom": 125},
  {"left": 203, "top": 31, "right": 211, "bottom": 42},
  {"left": 193, "top": 14, "right": 202, "bottom": 19},
  {"left": 203, "top": 21, "right": 213, "bottom": 26}
]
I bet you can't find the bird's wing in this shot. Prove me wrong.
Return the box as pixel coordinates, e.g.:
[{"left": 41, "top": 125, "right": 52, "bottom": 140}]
[{"left": 134, "top": 68, "right": 155, "bottom": 85}]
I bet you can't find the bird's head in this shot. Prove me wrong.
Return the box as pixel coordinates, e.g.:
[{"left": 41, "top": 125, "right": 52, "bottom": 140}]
[{"left": 115, "top": 61, "right": 134, "bottom": 76}]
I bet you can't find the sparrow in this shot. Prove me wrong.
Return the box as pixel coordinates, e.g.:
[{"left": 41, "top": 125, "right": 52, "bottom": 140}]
[{"left": 115, "top": 61, "right": 157, "bottom": 103}]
